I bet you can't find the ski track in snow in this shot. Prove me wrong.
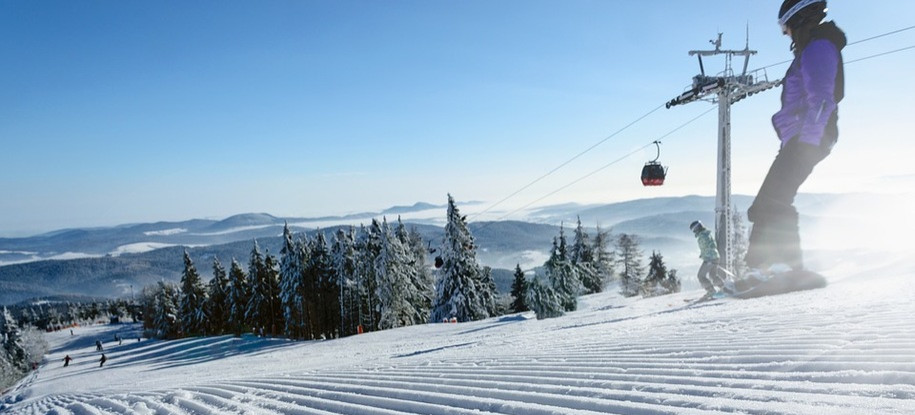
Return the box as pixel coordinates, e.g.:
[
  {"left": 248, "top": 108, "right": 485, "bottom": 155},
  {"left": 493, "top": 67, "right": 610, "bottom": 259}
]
[{"left": 3, "top": 259, "right": 915, "bottom": 414}]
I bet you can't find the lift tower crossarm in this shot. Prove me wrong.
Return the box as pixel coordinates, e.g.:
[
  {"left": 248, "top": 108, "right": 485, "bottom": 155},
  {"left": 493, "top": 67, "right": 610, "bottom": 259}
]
[{"left": 689, "top": 49, "right": 757, "bottom": 56}]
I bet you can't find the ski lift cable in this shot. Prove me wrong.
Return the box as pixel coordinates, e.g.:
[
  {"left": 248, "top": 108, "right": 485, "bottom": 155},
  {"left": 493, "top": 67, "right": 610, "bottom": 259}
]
[
  {"left": 484, "top": 106, "right": 717, "bottom": 226},
  {"left": 478, "top": 145, "right": 650, "bottom": 228},
  {"left": 466, "top": 102, "right": 667, "bottom": 222},
  {"left": 753, "top": 24, "right": 915, "bottom": 71},
  {"left": 845, "top": 44, "right": 915, "bottom": 64},
  {"left": 476, "top": 44, "right": 914, "bottom": 227},
  {"left": 468, "top": 25, "right": 913, "bottom": 226},
  {"left": 848, "top": 25, "right": 915, "bottom": 46}
]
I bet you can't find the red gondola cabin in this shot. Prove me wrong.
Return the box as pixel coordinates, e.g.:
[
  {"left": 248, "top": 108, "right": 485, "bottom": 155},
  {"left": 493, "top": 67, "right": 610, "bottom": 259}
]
[{"left": 641, "top": 162, "right": 667, "bottom": 186}]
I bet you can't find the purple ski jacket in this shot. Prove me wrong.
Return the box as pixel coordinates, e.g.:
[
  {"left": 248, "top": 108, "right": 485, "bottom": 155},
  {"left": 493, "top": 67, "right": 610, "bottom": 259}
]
[{"left": 771, "top": 22, "right": 846, "bottom": 148}]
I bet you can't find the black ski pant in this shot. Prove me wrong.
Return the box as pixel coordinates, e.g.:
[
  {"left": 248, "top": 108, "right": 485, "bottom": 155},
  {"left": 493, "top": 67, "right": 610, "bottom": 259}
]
[
  {"left": 697, "top": 260, "right": 724, "bottom": 294},
  {"left": 746, "top": 138, "right": 829, "bottom": 271}
]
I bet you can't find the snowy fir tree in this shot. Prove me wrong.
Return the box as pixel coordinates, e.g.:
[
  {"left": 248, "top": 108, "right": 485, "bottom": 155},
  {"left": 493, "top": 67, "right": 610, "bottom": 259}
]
[
  {"left": 226, "top": 259, "right": 250, "bottom": 337},
  {"left": 320, "top": 231, "right": 343, "bottom": 338},
  {"left": 509, "top": 264, "right": 529, "bottom": 313},
  {"left": 205, "top": 257, "right": 229, "bottom": 335},
  {"left": 0, "top": 345, "right": 17, "bottom": 390},
  {"left": 641, "top": 251, "right": 680, "bottom": 297},
  {"left": 244, "top": 241, "right": 266, "bottom": 334},
  {"left": 524, "top": 275, "right": 564, "bottom": 320},
  {"left": 178, "top": 250, "right": 207, "bottom": 337},
  {"left": 641, "top": 250, "right": 667, "bottom": 296},
  {"left": 331, "top": 227, "right": 359, "bottom": 336},
  {"left": 0, "top": 310, "right": 48, "bottom": 375},
  {"left": 14, "top": 300, "right": 116, "bottom": 333},
  {"left": 0, "top": 308, "right": 25, "bottom": 388},
  {"left": 104, "top": 301, "right": 125, "bottom": 322},
  {"left": 356, "top": 221, "right": 383, "bottom": 331},
  {"left": 375, "top": 218, "right": 418, "bottom": 330},
  {"left": 307, "top": 231, "right": 338, "bottom": 339},
  {"left": 244, "top": 241, "right": 264, "bottom": 333},
  {"left": 385, "top": 218, "right": 434, "bottom": 326},
  {"left": 543, "top": 228, "right": 582, "bottom": 312},
  {"left": 152, "top": 281, "right": 180, "bottom": 339},
  {"left": 571, "top": 217, "right": 601, "bottom": 294},
  {"left": 591, "top": 225, "right": 616, "bottom": 287},
  {"left": 279, "top": 224, "right": 306, "bottom": 339},
  {"left": 662, "top": 269, "right": 682, "bottom": 294},
  {"left": 481, "top": 265, "right": 502, "bottom": 316},
  {"left": 139, "top": 285, "right": 158, "bottom": 333},
  {"left": 128, "top": 217, "right": 448, "bottom": 343},
  {"left": 615, "top": 233, "right": 645, "bottom": 297},
  {"left": 263, "top": 252, "right": 283, "bottom": 336},
  {"left": 402, "top": 223, "right": 435, "bottom": 323},
  {"left": 18, "top": 326, "right": 48, "bottom": 369},
  {"left": 245, "top": 241, "right": 282, "bottom": 336},
  {"left": 1, "top": 307, "right": 28, "bottom": 373},
  {"left": 431, "top": 194, "right": 494, "bottom": 323}
]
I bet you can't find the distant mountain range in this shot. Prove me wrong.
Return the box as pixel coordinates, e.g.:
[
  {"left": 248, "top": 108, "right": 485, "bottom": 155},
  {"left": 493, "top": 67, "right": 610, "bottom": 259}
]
[
  {"left": 0, "top": 193, "right": 885, "bottom": 305},
  {"left": 0, "top": 202, "right": 455, "bottom": 265}
]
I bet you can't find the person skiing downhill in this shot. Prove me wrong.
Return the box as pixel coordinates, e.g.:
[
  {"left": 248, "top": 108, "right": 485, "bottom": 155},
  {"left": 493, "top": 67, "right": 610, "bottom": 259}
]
[
  {"left": 690, "top": 221, "right": 727, "bottom": 298},
  {"left": 745, "top": 0, "right": 845, "bottom": 276},
  {"left": 63, "top": 355, "right": 72, "bottom": 367}
]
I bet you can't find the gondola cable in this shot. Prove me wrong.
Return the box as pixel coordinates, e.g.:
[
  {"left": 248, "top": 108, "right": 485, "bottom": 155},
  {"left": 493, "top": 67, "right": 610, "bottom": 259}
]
[{"left": 467, "top": 25, "right": 915, "bottom": 226}]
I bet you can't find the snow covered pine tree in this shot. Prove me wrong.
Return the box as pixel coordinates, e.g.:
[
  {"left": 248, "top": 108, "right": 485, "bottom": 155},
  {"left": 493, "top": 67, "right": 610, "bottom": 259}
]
[
  {"left": 178, "top": 250, "right": 207, "bottom": 337},
  {"left": 615, "top": 234, "right": 645, "bottom": 297},
  {"left": 525, "top": 276, "right": 563, "bottom": 320},
  {"left": 544, "top": 227, "right": 583, "bottom": 312},
  {"left": 205, "top": 257, "right": 230, "bottom": 335},
  {"left": 510, "top": 264, "right": 529, "bottom": 313},
  {"left": 226, "top": 259, "right": 250, "bottom": 337},
  {"left": 570, "top": 217, "right": 601, "bottom": 294},
  {"left": 430, "top": 194, "right": 497, "bottom": 323}
]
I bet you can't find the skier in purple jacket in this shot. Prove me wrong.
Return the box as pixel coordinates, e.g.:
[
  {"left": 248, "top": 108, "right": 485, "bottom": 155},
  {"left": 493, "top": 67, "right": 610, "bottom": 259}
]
[{"left": 746, "top": 0, "right": 846, "bottom": 274}]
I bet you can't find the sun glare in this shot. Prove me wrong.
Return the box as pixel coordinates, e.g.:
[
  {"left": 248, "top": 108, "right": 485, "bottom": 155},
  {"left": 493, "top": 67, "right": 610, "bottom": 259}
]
[{"left": 805, "top": 191, "right": 915, "bottom": 253}]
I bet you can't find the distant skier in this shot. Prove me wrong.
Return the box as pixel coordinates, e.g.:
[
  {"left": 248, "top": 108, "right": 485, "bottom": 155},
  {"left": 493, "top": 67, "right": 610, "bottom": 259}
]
[
  {"left": 95, "top": 340, "right": 103, "bottom": 351},
  {"left": 99, "top": 354, "right": 107, "bottom": 367},
  {"left": 63, "top": 355, "right": 73, "bottom": 367},
  {"left": 746, "top": 0, "right": 845, "bottom": 276},
  {"left": 690, "top": 221, "right": 727, "bottom": 298}
]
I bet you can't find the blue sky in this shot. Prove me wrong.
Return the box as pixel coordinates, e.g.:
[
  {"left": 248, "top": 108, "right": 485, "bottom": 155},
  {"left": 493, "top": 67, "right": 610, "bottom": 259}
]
[{"left": 2, "top": 1, "right": 914, "bottom": 236}]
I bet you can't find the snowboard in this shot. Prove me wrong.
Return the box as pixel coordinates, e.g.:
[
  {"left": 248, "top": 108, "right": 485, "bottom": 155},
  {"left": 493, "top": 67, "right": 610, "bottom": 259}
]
[{"left": 725, "top": 269, "right": 827, "bottom": 299}]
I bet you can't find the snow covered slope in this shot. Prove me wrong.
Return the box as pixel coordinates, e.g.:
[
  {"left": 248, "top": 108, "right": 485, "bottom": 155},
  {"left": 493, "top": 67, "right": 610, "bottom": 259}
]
[{"left": 3, "top": 252, "right": 913, "bottom": 414}]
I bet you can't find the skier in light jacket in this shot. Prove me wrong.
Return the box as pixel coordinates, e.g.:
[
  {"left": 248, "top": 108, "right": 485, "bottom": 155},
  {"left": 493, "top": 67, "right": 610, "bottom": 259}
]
[
  {"left": 746, "top": 0, "right": 845, "bottom": 274},
  {"left": 691, "top": 221, "right": 726, "bottom": 297}
]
